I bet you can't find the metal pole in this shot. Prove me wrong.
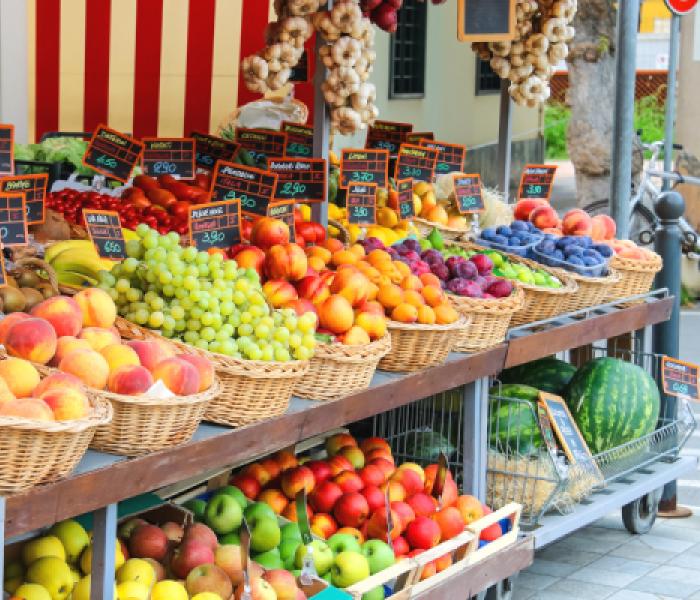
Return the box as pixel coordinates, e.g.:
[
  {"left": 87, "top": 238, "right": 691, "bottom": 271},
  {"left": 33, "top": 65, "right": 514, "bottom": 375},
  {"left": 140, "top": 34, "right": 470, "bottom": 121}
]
[
  {"left": 651, "top": 191, "right": 685, "bottom": 512},
  {"left": 311, "top": 5, "right": 331, "bottom": 229},
  {"left": 91, "top": 503, "right": 118, "bottom": 600},
  {"left": 663, "top": 15, "right": 681, "bottom": 192},
  {"left": 610, "top": 0, "right": 641, "bottom": 239},
  {"left": 462, "top": 378, "right": 489, "bottom": 501},
  {"left": 496, "top": 80, "right": 513, "bottom": 200}
]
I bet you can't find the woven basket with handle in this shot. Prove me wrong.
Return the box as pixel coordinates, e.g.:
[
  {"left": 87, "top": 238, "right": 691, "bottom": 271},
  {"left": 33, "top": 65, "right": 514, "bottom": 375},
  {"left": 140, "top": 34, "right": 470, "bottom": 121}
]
[
  {"left": 606, "top": 252, "right": 662, "bottom": 303},
  {"left": 553, "top": 268, "right": 621, "bottom": 313},
  {"left": 414, "top": 217, "right": 469, "bottom": 242}
]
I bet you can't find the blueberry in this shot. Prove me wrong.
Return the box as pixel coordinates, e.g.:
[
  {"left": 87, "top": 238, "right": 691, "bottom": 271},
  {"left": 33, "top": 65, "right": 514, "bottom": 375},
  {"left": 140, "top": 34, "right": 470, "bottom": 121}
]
[
  {"left": 582, "top": 255, "right": 598, "bottom": 267},
  {"left": 540, "top": 240, "right": 556, "bottom": 254},
  {"left": 584, "top": 249, "right": 603, "bottom": 262},
  {"left": 527, "top": 222, "right": 539, "bottom": 232},
  {"left": 492, "top": 234, "right": 509, "bottom": 245},
  {"left": 568, "top": 255, "right": 584, "bottom": 266},
  {"left": 496, "top": 225, "right": 511, "bottom": 236},
  {"left": 511, "top": 221, "right": 528, "bottom": 232},
  {"left": 507, "top": 236, "right": 520, "bottom": 247},
  {"left": 565, "top": 246, "right": 584, "bottom": 257},
  {"left": 483, "top": 227, "right": 497, "bottom": 238},
  {"left": 553, "top": 249, "right": 565, "bottom": 261},
  {"left": 594, "top": 244, "right": 614, "bottom": 258},
  {"left": 578, "top": 236, "right": 593, "bottom": 248},
  {"left": 543, "top": 233, "right": 557, "bottom": 242}
]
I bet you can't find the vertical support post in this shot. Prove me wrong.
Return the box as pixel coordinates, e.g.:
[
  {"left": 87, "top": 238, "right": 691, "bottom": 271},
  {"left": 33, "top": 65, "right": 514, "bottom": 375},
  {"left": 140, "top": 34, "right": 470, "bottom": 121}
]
[
  {"left": 663, "top": 15, "right": 682, "bottom": 192},
  {"left": 652, "top": 191, "right": 685, "bottom": 511},
  {"left": 610, "top": 0, "right": 640, "bottom": 239},
  {"left": 496, "top": 80, "right": 513, "bottom": 200},
  {"left": 0, "top": 496, "right": 5, "bottom": 589},
  {"left": 91, "top": 503, "right": 118, "bottom": 600},
  {"left": 462, "top": 378, "right": 489, "bottom": 501}
]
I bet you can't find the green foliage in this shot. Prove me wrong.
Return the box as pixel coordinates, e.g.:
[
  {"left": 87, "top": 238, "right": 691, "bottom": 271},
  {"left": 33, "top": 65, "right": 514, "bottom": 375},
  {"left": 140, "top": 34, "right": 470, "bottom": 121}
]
[{"left": 635, "top": 94, "right": 666, "bottom": 155}]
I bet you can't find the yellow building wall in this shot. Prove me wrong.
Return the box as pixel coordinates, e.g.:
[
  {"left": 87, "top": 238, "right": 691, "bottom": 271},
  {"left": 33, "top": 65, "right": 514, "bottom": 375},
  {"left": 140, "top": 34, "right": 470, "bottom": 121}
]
[{"left": 641, "top": 0, "right": 671, "bottom": 33}]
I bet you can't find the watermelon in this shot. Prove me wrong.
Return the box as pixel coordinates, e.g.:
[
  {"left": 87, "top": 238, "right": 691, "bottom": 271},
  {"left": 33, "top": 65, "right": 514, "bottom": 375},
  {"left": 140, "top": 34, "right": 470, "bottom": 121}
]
[
  {"left": 565, "top": 358, "right": 660, "bottom": 454},
  {"left": 499, "top": 357, "right": 577, "bottom": 395},
  {"left": 489, "top": 384, "right": 542, "bottom": 454}
]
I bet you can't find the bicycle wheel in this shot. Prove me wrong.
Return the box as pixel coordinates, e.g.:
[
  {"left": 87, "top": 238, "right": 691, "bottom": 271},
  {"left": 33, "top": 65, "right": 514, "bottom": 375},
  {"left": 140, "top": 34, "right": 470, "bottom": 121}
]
[{"left": 582, "top": 200, "right": 656, "bottom": 246}]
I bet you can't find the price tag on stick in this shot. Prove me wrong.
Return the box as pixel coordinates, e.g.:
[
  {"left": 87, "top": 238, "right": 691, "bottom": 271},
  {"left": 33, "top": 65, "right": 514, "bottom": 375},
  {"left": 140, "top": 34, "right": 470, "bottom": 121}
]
[
  {"left": 347, "top": 183, "right": 377, "bottom": 226},
  {"left": 0, "top": 124, "right": 14, "bottom": 175},
  {"left": 453, "top": 174, "right": 485, "bottom": 214},
  {"left": 431, "top": 452, "right": 449, "bottom": 508},
  {"left": 296, "top": 490, "right": 317, "bottom": 585},
  {"left": 0, "top": 192, "right": 28, "bottom": 246},
  {"left": 189, "top": 200, "right": 242, "bottom": 251},
  {"left": 211, "top": 161, "right": 277, "bottom": 218},
  {"left": 365, "top": 120, "right": 413, "bottom": 155},
  {"left": 395, "top": 144, "right": 439, "bottom": 183},
  {"left": 191, "top": 131, "right": 240, "bottom": 171},
  {"left": 662, "top": 357, "right": 700, "bottom": 401},
  {"left": 267, "top": 200, "right": 296, "bottom": 243},
  {"left": 240, "top": 519, "right": 253, "bottom": 600},
  {"left": 83, "top": 210, "right": 126, "bottom": 259},
  {"left": 269, "top": 158, "right": 327, "bottom": 204},
  {"left": 397, "top": 178, "right": 415, "bottom": 220},
  {"left": 235, "top": 128, "right": 287, "bottom": 160},
  {"left": 282, "top": 122, "right": 315, "bottom": 157},
  {"left": 83, "top": 124, "right": 144, "bottom": 183},
  {"left": 340, "top": 149, "right": 389, "bottom": 189},
  {"left": 141, "top": 138, "right": 196, "bottom": 179},
  {"left": 0, "top": 174, "right": 48, "bottom": 225},
  {"left": 518, "top": 164, "right": 558, "bottom": 201},
  {"left": 420, "top": 139, "right": 467, "bottom": 176}
]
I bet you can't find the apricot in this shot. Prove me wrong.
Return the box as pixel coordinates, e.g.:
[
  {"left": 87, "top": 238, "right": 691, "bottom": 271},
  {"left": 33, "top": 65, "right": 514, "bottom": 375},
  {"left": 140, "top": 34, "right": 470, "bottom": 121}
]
[
  {"left": 308, "top": 256, "right": 326, "bottom": 272},
  {"left": 331, "top": 250, "right": 359, "bottom": 267},
  {"left": 400, "top": 275, "right": 423, "bottom": 291},
  {"left": 0, "top": 397, "right": 54, "bottom": 421},
  {"left": 177, "top": 354, "right": 215, "bottom": 392},
  {"left": 422, "top": 285, "right": 446, "bottom": 308},
  {"left": 306, "top": 246, "right": 332, "bottom": 264},
  {"left": 108, "top": 365, "right": 155, "bottom": 396},
  {"left": 349, "top": 244, "right": 366, "bottom": 258},
  {"left": 40, "top": 387, "right": 90, "bottom": 420},
  {"left": 60, "top": 349, "right": 110, "bottom": 390},
  {"left": 0, "top": 375, "right": 15, "bottom": 407},
  {"left": 341, "top": 326, "right": 371, "bottom": 346},
  {"left": 367, "top": 249, "right": 392, "bottom": 267},
  {"left": 331, "top": 268, "right": 371, "bottom": 307},
  {"left": 0, "top": 312, "right": 30, "bottom": 345},
  {"left": 74, "top": 287, "right": 117, "bottom": 328},
  {"left": 126, "top": 340, "right": 171, "bottom": 373},
  {"left": 100, "top": 344, "right": 140, "bottom": 374},
  {"left": 4, "top": 317, "right": 57, "bottom": 365},
  {"left": 318, "top": 295, "right": 354, "bottom": 335},
  {"left": 366, "top": 281, "right": 379, "bottom": 301},
  {"left": 417, "top": 305, "right": 436, "bottom": 325},
  {"left": 33, "top": 372, "right": 84, "bottom": 397},
  {"left": 434, "top": 304, "right": 459, "bottom": 325},
  {"left": 419, "top": 273, "right": 442, "bottom": 288},
  {"left": 354, "top": 311, "right": 387, "bottom": 341},
  {"left": 52, "top": 336, "right": 92, "bottom": 367},
  {"left": 152, "top": 357, "right": 200, "bottom": 396},
  {"left": 403, "top": 290, "right": 426, "bottom": 308},
  {"left": 322, "top": 238, "right": 345, "bottom": 253},
  {"left": 391, "top": 303, "right": 418, "bottom": 324},
  {"left": 394, "top": 261, "right": 411, "bottom": 278},
  {"left": 79, "top": 327, "right": 121, "bottom": 352},
  {"left": 0, "top": 358, "right": 40, "bottom": 398},
  {"left": 31, "top": 296, "right": 83, "bottom": 338},
  {"left": 376, "top": 284, "right": 404, "bottom": 311}
]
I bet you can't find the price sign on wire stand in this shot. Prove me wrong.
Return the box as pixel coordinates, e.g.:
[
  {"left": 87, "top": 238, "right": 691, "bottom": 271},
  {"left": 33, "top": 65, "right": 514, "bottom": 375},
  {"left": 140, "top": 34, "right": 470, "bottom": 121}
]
[
  {"left": 0, "top": 124, "right": 14, "bottom": 175},
  {"left": 83, "top": 124, "right": 144, "bottom": 183},
  {"left": 235, "top": 128, "right": 287, "bottom": 160},
  {"left": 267, "top": 200, "right": 296, "bottom": 243},
  {"left": 141, "top": 138, "right": 196, "bottom": 179},
  {"left": 517, "top": 164, "right": 558, "bottom": 201},
  {"left": 420, "top": 139, "right": 467, "bottom": 176},
  {"left": 210, "top": 161, "right": 278, "bottom": 218},
  {"left": 269, "top": 158, "right": 326, "bottom": 204},
  {"left": 0, "top": 174, "right": 49, "bottom": 225},
  {"left": 189, "top": 200, "right": 242, "bottom": 251},
  {"left": 282, "top": 122, "right": 314, "bottom": 157},
  {"left": 191, "top": 131, "right": 240, "bottom": 171},
  {"left": 365, "top": 120, "right": 413, "bottom": 155},
  {"left": 395, "top": 144, "right": 439, "bottom": 183},
  {"left": 407, "top": 132, "right": 434, "bottom": 144},
  {"left": 340, "top": 149, "right": 389, "bottom": 189},
  {"left": 453, "top": 174, "right": 485, "bottom": 214},
  {"left": 347, "top": 183, "right": 377, "bottom": 226},
  {"left": 0, "top": 192, "right": 28, "bottom": 246},
  {"left": 662, "top": 356, "right": 700, "bottom": 401},
  {"left": 397, "top": 178, "right": 415, "bottom": 220},
  {"left": 83, "top": 210, "right": 126, "bottom": 260}
]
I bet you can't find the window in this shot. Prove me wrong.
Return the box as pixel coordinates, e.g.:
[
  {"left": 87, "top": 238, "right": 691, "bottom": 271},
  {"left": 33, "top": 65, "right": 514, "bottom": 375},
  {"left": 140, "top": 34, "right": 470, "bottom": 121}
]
[
  {"left": 389, "top": 0, "right": 427, "bottom": 99},
  {"left": 475, "top": 57, "right": 501, "bottom": 95}
]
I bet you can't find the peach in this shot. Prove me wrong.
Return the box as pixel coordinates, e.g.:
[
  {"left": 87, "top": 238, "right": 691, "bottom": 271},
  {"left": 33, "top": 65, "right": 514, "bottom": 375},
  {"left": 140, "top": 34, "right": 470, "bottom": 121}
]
[
  {"left": 447, "top": 215, "right": 467, "bottom": 229},
  {"left": 263, "top": 280, "right": 298, "bottom": 308},
  {"left": 403, "top": 290, "right": 425, "bottom": 308},
  {"left": 251, "top": 217, "right": 290, "bottom": 250},
  {"left": 306, "top": 245, "right": 332, "bottom": 264},
  {"left": 126, "top": 340, "right": 170, "bottom": 373},
  {"left": 561, "top": 208, "right": 593, "bottom": 236},
  {"left": 340, "top": 326, "right": 371, "bottom": 346},
  {"left": 265, "top": 244, "right": 308, "bottom": 282},
  {"left": 79, "top": 327, "right": 121, "bottom": 352},
  {"left": 296, "top": 275, "right": 331, "bottom": 305},
  {"left": 307, "top": 255, "right": 326, "bottom": 272},
  {"left": 528, "top": 204, "right": 559, "bottom": 230},
  {"left": 0, "top": 357, "right": 40, "bottom": 397},
  {"left": 376, "top": 284, "right": 404, "bottom": 311},
  {"left": 177, "top": 354, "right": 214, "bottom": 392},
  {"left": 52, "top": 336, "right": 92, "bottom": 366},
  {"left": 591, "top": 214, "right": 617, "bottom": 241},
  {"left": 40, "top": 387, "right": 90, "bottom": 420},
  {"left": 0, "top": 312, "right": 30, "bottom": 345},
  {"left": 331, "top": 269, "right": 371, "bottom": 307},
  {"left": 391, "top": 303, "right": 418, "bottom": 324},
  {"left": 0, "top": 375, "right": 15, "bottom": 407},
  {"left": 4, "top": 317, "right": 57, "bottom": 364},
  {"left": 108, "top": 365, "right": 155, "bottom": 395},
  {"left": 400, "top": 275, "right": 423, "bottom": 291},
  {"left": 258, "top": 489, "right": 289, "bottom": 515},
  {"left": 233, "top": 246, "right": 266, "bottom": 278},
  {"left": 152, "top": 357, "right": 200, "bottom": 396},
  {"left": 60, "top": 349, "right": 110, "bottom": 389},
  {"left": 513, "top": 198, "right": 547, "bottom": 221},
  {"left": 33, "top": 372, "right": 84, "bottom": 397},
  {"left": 31, "top": 296, "right": 83, "bottom": 337},
  {"left": 318, "top": 295, "right": 354, "bottom": 335},
  {"left": 0, "top": 397, "right": 54, "bottom": 421},
  {"left": 434, "top": 304, "right": 459, "bottom": 325},
  {"left": 100, "top": 344, "right": 140, "bottom": 374},
  {"left": 542, "top": 227, "right": 563, "bottom": 236},
  {"left": 322, "top": 238, "right": 344, "bottom": 253},
  {"left": 417, "top": 305, "right": 436, "bottom": 325},
  {"left": 74, "top": 287, "right": 117, "bottom": 328},
  {"left": 355, "top": 300, "right": 384, "bottom": 317}
]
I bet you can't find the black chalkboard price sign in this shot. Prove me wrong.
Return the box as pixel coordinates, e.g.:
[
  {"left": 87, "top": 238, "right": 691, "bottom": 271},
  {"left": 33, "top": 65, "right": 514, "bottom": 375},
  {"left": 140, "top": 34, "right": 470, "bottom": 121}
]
[
  {"left": 0, "top": 174, "right": 49, "bottom": 225},
  {"left": 191, "top": 131, "right": 240, "bottom": 171},
  {"left": 267, "top": 200, "right": 296, "bottom": 243},
  {"left": 407, "top": 132, "right": 434, "bottom": 144},
  {"left": 0, "top": 193, "right": 27, "bottom": 246},
  {"left": 396, "top": 178, "right": 415, "bottom": 220},
  {"left": 269, "top": 158, "right": 327, "bottom": 204},
  {"left": 142, "top": 138, "right": 196, "bottom": 179},
  {"left": 347, "top": 183, "right": 377, "bottom": 225},
  {"left": 662, "top": 357, "right": 700, "bottom": 401},
  {"left": 0, "top": 125, "right": 14, "bottom": 175},
  {"left": 83, "top": 210, "right": 126, "bottom": 260},
  {"left": 420, "top": 140, "right": 467, "bottom": 176},
  {"left": 518, "top": 164, "right": 558, "bottom": 201},
  {"left": 83, "top": 124, "right": 144, "bottom": 183},
  {"left": 458, "top": 0, "right": 517, "bottom": 42},
  {"left": 395, "top": 144, "right": 439, "bottom": 183},
  {"left": 189, "top": 200, "right": 242, "bottom": 251},
  {"left": 340, "top": 149, "right": 389, "bottom": 189},
  {"left": 290, "top": 50, "right": 310, "bottom": 83},
  {"left": 210, "top": 161, "right": 278, "bottom": 218},
  {"left": 453, "top": 174, "right": 484, "bottom": 214},
  {"left": 281, "top": 122, "right": 314, "bottom": 157},
  {"left": 365, "top": 120, "right": 413, "bottom": 155},
  {"left": 235, "top": 128, "right": 287, "bottom": 160}
]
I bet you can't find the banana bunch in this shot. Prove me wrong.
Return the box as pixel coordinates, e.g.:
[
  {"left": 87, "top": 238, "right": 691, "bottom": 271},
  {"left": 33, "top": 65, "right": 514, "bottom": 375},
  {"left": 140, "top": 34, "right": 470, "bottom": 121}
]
[{"left": 45, "top": 240, "right": 115, "bottom": 288}]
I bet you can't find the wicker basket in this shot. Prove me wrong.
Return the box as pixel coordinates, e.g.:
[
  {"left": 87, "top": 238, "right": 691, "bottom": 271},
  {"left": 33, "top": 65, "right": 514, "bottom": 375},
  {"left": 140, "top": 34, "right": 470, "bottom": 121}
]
[
  {"left": 294, "top": 334, "right": 392, "bottom": 401},
  {"left": 0, "top": 388, "right": 112, "bottom": 494},
  {"left": 606, "top": 252, "right": 662, "bottom": 303},
  {"left": 449, "top": 287, "right": 525, "bottom": 352},
  {"left": 114, "top": 317, "right": 309, "bottom": 428},
  {"left": 414, "top": 217, "right": 470, "bottom": 242},
  {"left": 378, "top": 317, "right": 471, "bottom": 372},
  {"left": 553, "top": 268, "right": 621, "bottom": 313}
]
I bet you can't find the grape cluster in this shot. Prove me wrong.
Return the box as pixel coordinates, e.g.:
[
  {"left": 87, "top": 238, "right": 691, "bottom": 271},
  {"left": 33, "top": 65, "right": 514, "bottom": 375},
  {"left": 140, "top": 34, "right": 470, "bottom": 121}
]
[{"left": 98, "top": 226, "right": 316, "bottom": 361}]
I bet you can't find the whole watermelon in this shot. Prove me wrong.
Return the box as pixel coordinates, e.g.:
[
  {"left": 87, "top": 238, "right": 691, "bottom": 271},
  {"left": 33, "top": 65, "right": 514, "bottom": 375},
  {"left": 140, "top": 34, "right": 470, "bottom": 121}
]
[
  {"left": 565, "top": 358, "right": 660, "bottom": 454},
  {"left": 489, "top": 384, "right": 542, "bottom": 454},
  {"left": 500, "top": 357, "right": 577, "bottom": 395}
]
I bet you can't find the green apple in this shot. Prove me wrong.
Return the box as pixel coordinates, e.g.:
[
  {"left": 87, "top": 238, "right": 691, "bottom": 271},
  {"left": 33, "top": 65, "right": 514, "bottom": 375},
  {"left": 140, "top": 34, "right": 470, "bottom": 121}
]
[
  {"left": 205, "top": 494, "right": 243, "bottom": 535},
  {"left": 294, "top": 540, "right": 334, "bottom": 576},
  {"left": 361, "top": 540, "right": 395, "bottom": 575},
  {"left": 249, "top": 515, "right": 281, "bottom": 553},
  {"left": 253, "top": 548, "right": 284, "bottom": 570},
  {"left": 184, "top": 499, "right": 207, "bottom": 522},
  {"left": 219, "top": 531, "right": 240, "bottom": 545},
  {"left": 280, "top": 522, "right": 302, "bottom": 541},
  {"left": 322, "top": 571, "right": 333, "bottom": 584},
  {"left": 13, "top": 584, "right": 52, "bottom": 600},
  {"left": 291, "top": 569, "right": 302, "bottom": 578},
  {"left": 327, "top": 533, "right": 362, "bottom": 555},
  {"left": 244, "top": 501, "right": 276, "bottom": 522},
  {"left": 362, "top": 586, "right": 386, "bottom": 600},
  {"left": 331, "top": 551, "right": 370, "bottom": 588},
  {"left": 26, "top": 557, "right": 74, "bottom": 600},
  {"left": 279, "top": 538, "right": 301, "bottom": 570},
  {"left": 3, "top": 561, "right": 24, "bottom": 594},
  {"left": 214, "top": 485, "right": 248, "bottom": 510},
  {"left": 49, "top": 520, "right": 90, "bottom": 564}
]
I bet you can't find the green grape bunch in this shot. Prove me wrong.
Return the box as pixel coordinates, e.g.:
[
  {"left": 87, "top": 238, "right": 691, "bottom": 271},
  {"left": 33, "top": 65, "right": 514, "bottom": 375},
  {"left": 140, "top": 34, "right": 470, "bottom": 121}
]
[{"left": 97, "top": 225, "right": 316, "bottom": 362}]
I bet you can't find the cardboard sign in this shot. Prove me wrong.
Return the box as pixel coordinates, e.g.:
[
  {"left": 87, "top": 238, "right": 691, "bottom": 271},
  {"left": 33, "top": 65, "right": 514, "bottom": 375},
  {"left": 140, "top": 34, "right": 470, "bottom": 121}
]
[
  {"left": 340, "top": 149, "right": 389, "bottom": 189},
  {"left": 282, "top": 122, "right": 314, "bottom": 157},
  {"left": 397, "top": 178, "right": 415, "bottom": 220},
  {"left": 0, "top": 124, "right": 14, "bottom": 175},
  {"left": 267, "top": 200, "right": 296, "bottom": 243},
  {"left": 235, "top": 128, "right": 287, "bottom": 160},
  {"left": 0, "top": 192, "right": 27, "bottom": 246},
  {"left": 458, "top": 0, "right": 517, "bottom": 42},
  {"left": 290, "top": 50, "right": 310, "bottom": 83},
  {"left": 347, "top": 183, "right": 377, "bottom": 225},
  {"left": 662, "top": 356, "right": 700, "bottom": 401},
  {"left": 407, "top": 132, "right": 434, "bottom": 144},
  {"left": 518, "top": 164, "right": 558, "bottom": 201},
  {"left": 395, "top": 144, "right": 438, "bottom": 183},
  {"left": 210, "top": 161, "right": 278, "bottom": 218},
  {"left": 189, "top": 200, "right": 242, "bottom": 251},
  {"left": 191, "top": 131, "right": 240, "bottom": 171},
  {"left": 83, "top": 210, "right": 126, "bottom": 259},
  {"left": 365, "top": 120, "right": 413, "bottom": 155},
  {"left": 269, "top": 158, "right": 326, "bottom": 204},
  {"left": 420, "top": 139, "right": 467, "bottom": 176},
  {"left": 453, "top": 174, "right": 484, "bottom": 213},
  {"left": 536, "top": 403, "right": 568, "bottom": 477},
  {"left": 142, "top": 138, "right": 196, "bottom": 179},
  {"left": 0, "top": 174, "right": 48, "bottom": 224},
  {"left": 83, "top": 124, "right": 144, "bottom": 183}
]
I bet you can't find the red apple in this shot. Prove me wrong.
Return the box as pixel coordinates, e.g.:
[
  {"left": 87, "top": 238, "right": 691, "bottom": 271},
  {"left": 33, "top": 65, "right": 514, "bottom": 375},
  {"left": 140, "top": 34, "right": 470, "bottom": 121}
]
[
  {"left": 368, "top": 458, "right": 395, "bottom": 480},
  {"left": 333, "top": 492, "right": 370, "bottom": 528},
  {"left": 263, "top": 569, "right": 299, "bottom": 600},
  {"left": 392, "top": 535, "right": 409, "bottom": 556},
  {"left": 309, "top": 481, "right": 344, "bottom": 514},
  {"left": 129, "top": 524, "right": 168, "bottom": 561},
  {"left": 333, "top": 471, "right": 364, "bottom": 494},
  {"left": 405, "top": 516, "right": 441, "bottom": 550},
  {"left": 326, "top": 433, "right": 358, "bottom": 457},
  {"left": 390, "top": 501, "right": 416, "bottom": 531},
  {"left": 455, "top": 495, "right": 484, "bottom": 525},
  {"left": 366, "top": 507, "right": 402, "bottom": 541},
  {"left": 327, "top": 455, "right": 354, "bottom": 477},
  {"left": 406, "top": 493, "right": 437, "bottom": 518},
  {"left": 280, "top": 466, "right": 315, "bottom": 500},
  {"left": 338, "top": 445, "right": 365, "bottom": 470},
  {"left": 432, "top": 506, "right": 466, "bottom": 541},
  {"left": 359, "top": 437, "right": 391, "bottom": 454},
  {"left": 243, "top": 463, "right": 272, "bottom": 487},
  {"left": 390, "top": 469, "right": 423, "bottom": 497},
  {"left": 310, "top": 513, "right": 338, "bottom": 540},
  {"left": 362, "top": 485, "right": 386, "bottom": 513},
  {"left": 182, "top": 523, "right": 218, "bottom": 551},
  {"left": 359, "top": 465, "right": 386, "bottom": 488},
  {"left": 170, "top": 540, "right": 215, "bottom": 579},
  {"left": 305, "top": 460, "right": 333, "bottom": 484}
]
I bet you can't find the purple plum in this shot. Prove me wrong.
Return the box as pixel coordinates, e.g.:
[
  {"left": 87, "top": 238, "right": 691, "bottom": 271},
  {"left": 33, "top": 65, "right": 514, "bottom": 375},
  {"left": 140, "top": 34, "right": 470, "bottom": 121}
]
[
  {"left": 487, "top": 279, "right": 514, "bottom": 298},
  {"left": 430, "top": 262, "right": 450, "bottom": 281},
  {"left": 402, "top": 250, "right": 421, "bottom": 264},
  {"left": 469, "top": 254, "right": 494, "bottom": 276},
  {"left": 421, "top": 249, "right": 443, "bottom": 264},
  {"left": 473, "top": 275, "right": 488, "bottom": 291},
  {"left": 403, "top": 239, "right": 421, "bottom": 253},
  {"left": 447, "top": 278, "right": 484, "bottom": 298},
  {"left": 453, "top": 261, "right": 478, "bottom": 280}
]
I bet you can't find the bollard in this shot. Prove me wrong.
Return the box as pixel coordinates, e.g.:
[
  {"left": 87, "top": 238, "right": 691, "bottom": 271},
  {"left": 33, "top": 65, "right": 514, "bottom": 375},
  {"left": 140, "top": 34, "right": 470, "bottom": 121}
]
[{"left": 651, "top": 191, "right": 685, "bottom": 513}]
